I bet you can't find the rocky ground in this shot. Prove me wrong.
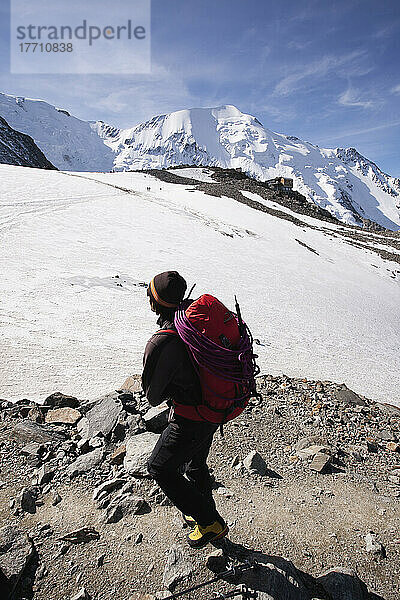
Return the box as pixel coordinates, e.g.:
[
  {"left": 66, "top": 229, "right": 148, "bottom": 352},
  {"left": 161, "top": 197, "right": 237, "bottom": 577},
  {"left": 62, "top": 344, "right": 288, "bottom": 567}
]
[{"left": 1, "top": 375, "right": 399, "bottom": 600}]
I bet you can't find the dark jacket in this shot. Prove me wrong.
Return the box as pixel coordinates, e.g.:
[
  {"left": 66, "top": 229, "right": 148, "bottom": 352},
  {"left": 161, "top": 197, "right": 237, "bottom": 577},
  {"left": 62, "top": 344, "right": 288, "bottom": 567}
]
[{"left": 142, "top": 316, "right": 202, "bottom": 409}]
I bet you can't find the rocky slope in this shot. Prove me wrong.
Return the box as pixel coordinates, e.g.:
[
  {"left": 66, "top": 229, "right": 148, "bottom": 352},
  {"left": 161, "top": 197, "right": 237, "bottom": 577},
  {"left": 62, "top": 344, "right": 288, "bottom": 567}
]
[
  {"left": 1, "top": 375, "right": 399, "bottom": 600},
  {"left": 0, "top": 117, "right": 55, "bottom": 170},
  {"left": 0, "top": 93, "right": 399, "bottom": 230}
]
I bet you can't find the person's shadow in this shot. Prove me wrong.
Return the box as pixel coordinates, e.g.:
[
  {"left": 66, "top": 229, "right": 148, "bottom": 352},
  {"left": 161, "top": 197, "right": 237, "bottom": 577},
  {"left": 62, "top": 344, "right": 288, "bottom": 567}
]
[{"left": 211, "top": 537, "right": 386, "bottom": 600}]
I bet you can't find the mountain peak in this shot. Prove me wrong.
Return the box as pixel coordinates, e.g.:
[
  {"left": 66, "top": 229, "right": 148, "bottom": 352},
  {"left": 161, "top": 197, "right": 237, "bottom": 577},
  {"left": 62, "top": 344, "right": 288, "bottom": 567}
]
[{"left": 0, "top": 91, "right": 398, "bottom": 230}]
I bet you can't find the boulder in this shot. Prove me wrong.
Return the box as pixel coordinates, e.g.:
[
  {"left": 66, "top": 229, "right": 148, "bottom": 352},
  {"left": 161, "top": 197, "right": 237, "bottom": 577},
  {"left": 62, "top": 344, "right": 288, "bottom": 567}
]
[
  {"left": 20, "top": 442, "right": 45, "bottom": 457},
  {"left": 12, "top": 420, "right": 66, "bottom": 444},
  {"left": 45, "top": 392, "right": 80, "bottom": 409},
  {"left": 243, "top": 451, "right": 267, "bottom": 476},
  {"left": 162, "top": 544, "right": 194, "bottom": 591},
  {"left": 205, "top": 549, "right": 227, "bottom": 572},
  {"left": 18, "top": 487, "right": 38, "bottom": 514},
  {"left": 0, "top": 525, "right": 35, "bottom": 595},
  {"left": 296, "top": 444, "right": 329, "bottom": 459},
  {"left": 335, "top": 387, "right": 366, "bottom": 406},
  {"left": 28, "top": 406, "right": 44, "bottom": 423},
  {"left": 365, "top": 532, "right": 385, "bottom": 556},
  {"left": 126, "top": 414, "right": 146, "bottom": 436},
  {"left": 317, "top": 567, "right": 369, "bottom": 599},
  {"left": 92, "top": 478, "right": 126, "bottom": 501},
  {"left": 36, "top": 464, "right": 54, "bottom": 486},
  {"left": 238, "top": 553, "right": 313, "bottom": 600},
  {"left": 103, "top": 494, "right": 150, "bottom": 524},
  {"left": 124, "top": 432, "right": 159, "bottom": 476},
  {"left": 77, "top": 392, "right": 124, "bottom": 439},
  {"left": 67, "top": 448, "right": 104, "bottom": 478},
  {"left": 45, "top": 407, "right": 82, "bottom": 425},
  {"left": 143, "top": 405, "right": 169, "bottom": 433},
  {"left": 119, "top": 376, "right": 142, "bottom": 393},
  {"left": 310, "top": 452, "right": 331, "bottom": 473}
]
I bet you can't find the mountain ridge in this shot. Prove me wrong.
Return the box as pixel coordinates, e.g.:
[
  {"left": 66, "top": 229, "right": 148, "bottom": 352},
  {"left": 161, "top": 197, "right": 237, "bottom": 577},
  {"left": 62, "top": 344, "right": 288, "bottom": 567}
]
[{"left": 0, "top": 93, "right": 399, "bottom": 230}]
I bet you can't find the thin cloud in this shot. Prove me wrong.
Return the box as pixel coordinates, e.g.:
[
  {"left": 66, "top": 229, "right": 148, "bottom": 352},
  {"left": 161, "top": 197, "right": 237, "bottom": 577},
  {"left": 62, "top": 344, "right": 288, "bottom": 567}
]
[
  {"left": 322, "top": 120, "right": 400, "bottom": 143},
  {"left": 391, "top": 84, "right": 400, "bottom": 94},
  {"left": 273, "top": 50, "right": 368, "bottom": 96},
  {"left": 338, "top": 87, "right": 375, "bottom": 109}
]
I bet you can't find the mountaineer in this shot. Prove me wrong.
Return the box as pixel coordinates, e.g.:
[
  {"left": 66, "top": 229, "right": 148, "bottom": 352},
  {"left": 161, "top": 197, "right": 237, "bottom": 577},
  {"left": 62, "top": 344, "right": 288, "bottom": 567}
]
[{"left": 143, "top": 270, "right": 258, "bottom": 548}]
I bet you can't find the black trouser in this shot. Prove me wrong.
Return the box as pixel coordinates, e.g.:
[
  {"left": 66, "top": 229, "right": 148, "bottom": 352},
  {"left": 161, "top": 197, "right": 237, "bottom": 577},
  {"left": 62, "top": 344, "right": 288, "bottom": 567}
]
[{"left": 147, "top": 416, "right": 219, "bottom": 527}]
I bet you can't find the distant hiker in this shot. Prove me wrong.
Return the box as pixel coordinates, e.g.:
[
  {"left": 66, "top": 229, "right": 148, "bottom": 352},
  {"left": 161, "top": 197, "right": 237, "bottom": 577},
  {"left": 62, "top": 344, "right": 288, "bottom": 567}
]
[{"left": 143, "top": 271, "right": 259, "bottom": 548}]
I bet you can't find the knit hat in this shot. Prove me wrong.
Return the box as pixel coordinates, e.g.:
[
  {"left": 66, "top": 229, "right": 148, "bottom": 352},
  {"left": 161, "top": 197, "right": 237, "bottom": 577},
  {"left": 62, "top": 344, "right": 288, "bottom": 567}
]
[{"left": 148, "top": 271, "right": 187, "bottom": 309}]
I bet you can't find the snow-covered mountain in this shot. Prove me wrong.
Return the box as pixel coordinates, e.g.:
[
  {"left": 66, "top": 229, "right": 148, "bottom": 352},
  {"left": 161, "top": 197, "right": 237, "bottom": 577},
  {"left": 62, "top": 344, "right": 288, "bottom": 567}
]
[
  {"left": 0, "top": 93, "right": 114, "bottom": 172},
  {"left": 0, "top": 116, "right": 55, "bottom": 169},
  {"left": 0, "top": 93, "right": 399, "bottom": 230}
]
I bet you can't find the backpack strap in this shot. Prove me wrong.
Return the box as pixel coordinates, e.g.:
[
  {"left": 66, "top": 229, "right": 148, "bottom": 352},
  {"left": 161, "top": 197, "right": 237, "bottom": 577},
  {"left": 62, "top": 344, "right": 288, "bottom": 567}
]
[{"left": 155, "top": 329, "right": 179, "bottom": 337}]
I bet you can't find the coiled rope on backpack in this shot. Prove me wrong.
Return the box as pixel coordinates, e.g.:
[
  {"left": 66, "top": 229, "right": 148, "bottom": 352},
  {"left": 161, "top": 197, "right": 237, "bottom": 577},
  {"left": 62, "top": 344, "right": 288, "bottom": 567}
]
[{"left": 174, "top": 299, "right": 260, "bottom": 401}]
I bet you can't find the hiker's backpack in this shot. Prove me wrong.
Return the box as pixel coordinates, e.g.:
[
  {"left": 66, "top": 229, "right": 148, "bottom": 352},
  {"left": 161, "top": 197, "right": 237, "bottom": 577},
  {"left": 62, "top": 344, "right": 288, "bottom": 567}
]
[{"left": 173, "top": 294, "right": 260, "bottom": 424}]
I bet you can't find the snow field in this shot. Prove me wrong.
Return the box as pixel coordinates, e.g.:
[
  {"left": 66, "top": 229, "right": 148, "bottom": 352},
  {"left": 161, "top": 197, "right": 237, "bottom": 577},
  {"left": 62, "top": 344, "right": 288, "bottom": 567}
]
[{"left": 0, "top": 165, "right": 399, "bottom": 406}]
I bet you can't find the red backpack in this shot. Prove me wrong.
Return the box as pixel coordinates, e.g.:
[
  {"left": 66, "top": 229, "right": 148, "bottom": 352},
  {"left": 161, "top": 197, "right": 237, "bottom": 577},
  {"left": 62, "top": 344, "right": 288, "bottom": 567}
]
[{"left": 171, "top": 294, "right": 259, "bottom": 424}]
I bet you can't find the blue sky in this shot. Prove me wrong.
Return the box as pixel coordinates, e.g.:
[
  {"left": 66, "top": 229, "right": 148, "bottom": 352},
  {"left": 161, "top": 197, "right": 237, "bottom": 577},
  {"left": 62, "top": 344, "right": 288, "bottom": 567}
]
[{"left": 0, "top": 0, "right": 399, "bottom": 176}]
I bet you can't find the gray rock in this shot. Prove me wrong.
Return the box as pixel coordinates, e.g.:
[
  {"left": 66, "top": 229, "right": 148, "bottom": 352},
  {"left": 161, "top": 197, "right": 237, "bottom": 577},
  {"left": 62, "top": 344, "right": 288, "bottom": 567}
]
[
  {"left": 317, "top": 567, "right": 369, "bottom": 599},
  {"left": 12, "top": 420, "right": 66, "bottom": 444},
  {"left": 37, "top": 464, "right": 54, "bottom": 486},
  {"left": 162, "top": 544, "right": 194, "bottom": 590},
  {"left": 52, "top": 492, "right": 62, "bottom": 506},
  {"left": 310, "top": 452, "right": 331, "bottom": 473},
  {"left": 335, "top": 388, "right": 366, "bottom": 406},
  {"left": 67, "top": 448, "right": 104, "bottom": 478},
  {"left": 296, "top": 444, "right": 330, "bottom": 459},
  {"left": 143, "top": 405, "right": 169, "bottom": 433},
  {"left": 0, "top": 525, "right": 35, "bottom": 595},
  {"left": 243, "top": 450, "right": 267, "bottom": 475},
  {"left": 71, "top": 586, "right": 91, "bottom": 600},
  {"left": 104, "top": 493, "right": 149, "bottom": 523},
  {"left": 77, "top": 392, "right": 124, "bottom": 439},
  {"left": 20, "top": 441, "right": 45, "bottom": 457},
  {"left": 124, "top": 432, "right": 159, "bottom": 476},
  {"left": 294, "top": 437, "right": 320, "bottom": 451},
  {"left": 230, "top": 455, "right": 240, "bottom": 467},
  {"left": 36, "top": 563, "right": 48, "bottom": 579},
  {"left": 92, "top": 478, "right": 126, "bottom": 501},
  {"left": 60, "top": 527, "right": 100, "bottom": 544},
  {"left": 376, "top": 429, "right": 395, "bottom": 441},
  {"left": 45, "top": 392, "right": 80, "bottom": 409},
  {"left": 126, "top": 413, "right": 146, "bottom": 436},
  {"left": 45, "top": 407, "right": 82, "bottom": 425},
  {"left": 19, "top": 487, "right": 37, "bottom": 513},
  {"left": 365, "top": 532, "right": 385, "bottom": 556}
]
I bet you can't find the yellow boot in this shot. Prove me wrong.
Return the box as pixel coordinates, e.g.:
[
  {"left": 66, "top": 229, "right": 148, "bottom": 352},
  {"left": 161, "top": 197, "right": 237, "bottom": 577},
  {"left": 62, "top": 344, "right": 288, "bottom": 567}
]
[{"left": 187, "top": 518, "right": 228, "bottom": 549}]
